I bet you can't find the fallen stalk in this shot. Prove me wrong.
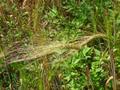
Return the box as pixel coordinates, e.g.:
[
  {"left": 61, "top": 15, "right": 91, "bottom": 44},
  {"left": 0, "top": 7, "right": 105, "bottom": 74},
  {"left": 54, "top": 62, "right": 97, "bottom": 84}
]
[{"left": 0, "top": 33, "right": 106, "bottom": 65}]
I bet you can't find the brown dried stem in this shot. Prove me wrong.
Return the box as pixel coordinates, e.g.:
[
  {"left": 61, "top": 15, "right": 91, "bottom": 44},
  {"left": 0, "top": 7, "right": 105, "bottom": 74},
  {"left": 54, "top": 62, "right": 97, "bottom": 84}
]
[{"left": 0, "top": 33, "right": 106, "bottom": 65}]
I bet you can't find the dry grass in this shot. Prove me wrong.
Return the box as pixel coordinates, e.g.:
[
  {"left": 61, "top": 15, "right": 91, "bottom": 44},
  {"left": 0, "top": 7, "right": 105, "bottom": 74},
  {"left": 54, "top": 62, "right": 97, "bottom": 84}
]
[{"left": 0, "top": 33, "right": 106, "bottom": 65}]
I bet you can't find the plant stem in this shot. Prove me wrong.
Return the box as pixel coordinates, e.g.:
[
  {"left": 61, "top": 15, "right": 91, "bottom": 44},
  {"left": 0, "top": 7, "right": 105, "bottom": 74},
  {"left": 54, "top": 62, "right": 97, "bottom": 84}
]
[{"left": 109, "top": 48, "right": 116, "bottom": 90}]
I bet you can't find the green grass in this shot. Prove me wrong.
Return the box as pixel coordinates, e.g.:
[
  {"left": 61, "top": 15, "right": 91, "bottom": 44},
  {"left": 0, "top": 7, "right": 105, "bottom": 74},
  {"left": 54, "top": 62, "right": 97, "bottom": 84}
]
[{"left": 0, "top": 0, "right": 120, "bottom": 90}]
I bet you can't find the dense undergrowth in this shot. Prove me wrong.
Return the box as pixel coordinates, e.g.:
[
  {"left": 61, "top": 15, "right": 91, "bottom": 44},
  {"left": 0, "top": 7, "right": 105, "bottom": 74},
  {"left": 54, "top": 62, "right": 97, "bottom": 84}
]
[{"left": 0, "top": 0, "right": 120, "bottom": 90}]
